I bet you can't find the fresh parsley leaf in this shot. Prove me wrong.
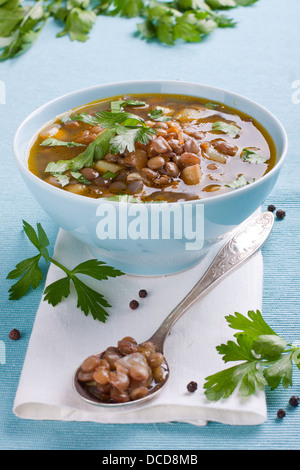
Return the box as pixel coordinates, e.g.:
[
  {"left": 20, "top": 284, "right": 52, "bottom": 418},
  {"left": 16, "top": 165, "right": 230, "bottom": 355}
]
[
  {"left": 41, "top": 138, "right": 86, "bottom": 148},
  {"left": 71, "top": 276, "right": 112, "bottom": 322},
  {"left": 225, "top": 309, "right": 277, "bottom": 339},
  {"left": 107, "top": 0, "right": 144, "bottom": 18},
  {"left": 109, "top": 123, "right": 156, "bottom": 153},
  {"left": 225, "top": 174, "right": 249, "bottom": 189},
  {"left": 102, "top": 170, "right": 117, "bottom": 179},
  {"left": 7, "top": 254, "right": 44, "bottom": 300},
  {"left": 43, "top": 276, "right": 71, "bottom": 306},
  {"left": 7, "top": 220, "right": 124, "bottom": 322},
  {"left": 110, "top": 99, "right": 146, "bottom": 113},
  {"left": 212, "top": 120, "right": 240, "bottom": 137},
  {"left": 70, "top": 171, "right": 90, "bottom": 184},
  {"left": 55, "top": 0, "right": 96, "bottom": 42},
  {"left": 241, "top": 148, "right": 268, "bottom": 164},
  {"left": 45, "top": 128, "right": 116, "bottom": 174},
  {"left": 204, "top": 309, "right": 300, "bottom": 401},
  {"left": 205, "top": 101, "right": 219, "bottom": 109},
  {"left": 71, "top": 258, "right": 123, "bottom": 280},
  {"left": 148, "top": 108, "right": 171, "bottom": 122},
  {"left": 54, "top": 173, "right": 70, "bottom": 187},
  {"left": 0, "top": 0, "right": 259, "bottom": 60}
]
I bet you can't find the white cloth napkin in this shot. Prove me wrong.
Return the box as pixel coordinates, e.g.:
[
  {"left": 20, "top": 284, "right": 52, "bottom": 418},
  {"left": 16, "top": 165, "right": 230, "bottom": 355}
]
[{"left": 13, "top": 227, "right": 267, "bottom": 426}]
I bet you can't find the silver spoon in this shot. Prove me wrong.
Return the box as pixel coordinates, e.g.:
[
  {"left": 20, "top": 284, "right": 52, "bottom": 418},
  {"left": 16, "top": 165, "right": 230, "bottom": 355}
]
[{"left": 74, "top": 211, "right": 274, "bottom": 407}]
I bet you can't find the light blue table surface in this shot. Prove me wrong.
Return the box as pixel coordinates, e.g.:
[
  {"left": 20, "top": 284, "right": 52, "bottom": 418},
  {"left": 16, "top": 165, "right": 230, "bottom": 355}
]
[{"left": 1, "top": 0, "right": 300, "bottom": 450}]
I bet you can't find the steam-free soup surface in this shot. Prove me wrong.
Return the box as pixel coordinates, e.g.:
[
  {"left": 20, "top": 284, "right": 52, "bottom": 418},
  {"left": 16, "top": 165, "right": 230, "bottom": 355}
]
[{"left": 28, "top": 94, "right": 276, "bottom": 202}]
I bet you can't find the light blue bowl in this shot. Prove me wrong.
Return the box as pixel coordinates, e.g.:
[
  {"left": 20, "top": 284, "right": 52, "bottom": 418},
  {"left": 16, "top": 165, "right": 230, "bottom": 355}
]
[{"left": 13, "top": 81, "right": 288, "bottom": 275}]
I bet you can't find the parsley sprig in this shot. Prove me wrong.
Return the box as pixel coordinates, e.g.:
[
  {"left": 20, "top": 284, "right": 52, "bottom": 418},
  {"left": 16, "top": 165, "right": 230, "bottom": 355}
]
[
  {"left": 7, "top": 221, "right": 124, "bottom": 322},
  {"left": 0, "top": 0, "right": 259, "bottom": 60},
  {"left": 204, "top": 310, "right": 300, "bottom": 401},
  {"left": 44, "top": 103, "right": 157, "bottom": 178}
]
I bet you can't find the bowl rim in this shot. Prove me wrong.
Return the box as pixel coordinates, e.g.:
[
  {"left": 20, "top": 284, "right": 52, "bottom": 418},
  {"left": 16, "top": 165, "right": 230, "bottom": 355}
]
[{"left": 13, "top": 79, "right": 288, "bottom": 206}]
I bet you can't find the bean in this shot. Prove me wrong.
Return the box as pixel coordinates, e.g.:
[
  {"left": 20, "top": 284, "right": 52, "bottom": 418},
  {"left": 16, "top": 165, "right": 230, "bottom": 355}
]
[
  {"left": 115, "top": 170, "right": 129, "bottom": 181},
  {"left": 168, "top": 138, "right": 184, "bottom": 154},
  {"left": 77, "top": 371, "right": 94, "bottom": 382},
  {"left": 147, "top": 156, "right": 165, "bottom": 170},
  {"left": 44, "top": 175, "right": 62, "bottom": 188},
  {"left": 129, "top": 387, "right": 148, "bottom": 401},
  {"left": 179, "top": 152, "right": 201, "bottom": 167},
  {"left": 90, "top": 125, "right": 102, "bottom": 134},
  {"left": 102, "top": 347, "right": 123, "bottom": 371},
  {"left": 127, "top": 180, "right": 143, "bottom": 194},
  {"left": 110, "top": 371, "right": 130, "bottom": 391},
  {"left": 184, "top": 138, "right": 200, "bottom": 155},
  {"left": 64, "top": 120, "right": 80, "bottom": 129},
  {"left": 211, "top": 139, "right": 238, "bottom": 156},
  {"left": 65, "top": 183, "right": 86, "bottom": 194},
  {"left": 118, "top": 338, "right": 138, "bottom": 355},
  {"left": 164, "top": 162, "right": 180, "bottom": 178},
  {"left": 97, "top": 383, "right": 111, "bottom": 395},
  {"left": 140, "top": 168, "right": 159, "bottom": 181},
  {"left": 126, "top": 172, "right": 143, "bottom": 182},
  {"left": 156, "top": 128, "right": 168, "bottom": 136},
  {"left": 109, "top": 181, "right": 127, "bottom": 193},
  {"left": 124, "top": 149, "right": 148, "bottom": 170},
  {"left": 110, "top": 387, "right": 130, "bottom": 403},
  {"left": 80, "top": 168, "right": 99, "bottom": 181},
  {"left": 152, "top": 136, "right": 172, "bottom": 154},
  {"left": 147, "top": 352, "right": 164, "bottom": 368},
  {"left": 152, "top": 365, "right": 165, "bottom": 383},
  {"left": 153, "top": 121, "right": 168, "bottom": 129},
  {"left": 153, "top": 175, "right": 171, "bottom": 186},
  {"left": 77, "top": 130, "right": 98, "bottom": 145},
  {"left": 81, "top": 355, "right": 100, "bottom": 373},
  {"left": 129, "top": 363, "right": 150, "bottom": 381},
  {"left": 99, "top": 359, "right": 110, "bottom": 369},
  {"left": 93, "top": 366, "right": 110, "bottom": 385},
  {"left": 93, "top": 176, "right": 110, "bottom": 188}
]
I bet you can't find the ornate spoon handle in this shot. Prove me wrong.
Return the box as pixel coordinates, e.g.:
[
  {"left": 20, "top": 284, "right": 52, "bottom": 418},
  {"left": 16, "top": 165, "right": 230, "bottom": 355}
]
[{"left": 148, "top": 212, "right": 274, "bottom": 351}]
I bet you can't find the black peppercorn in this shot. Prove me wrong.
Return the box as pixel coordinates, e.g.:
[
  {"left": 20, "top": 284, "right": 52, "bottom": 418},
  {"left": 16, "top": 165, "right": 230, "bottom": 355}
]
[
  {"left": 9, "top": 329, "right": 21, "bottom": 341},
  {"left": 268, "top": 204, "right": 276, "bottom": 213},
  {"left": 276, "top": 209, "right": 286, "bottom": 219},
  {"left": 187, "top": 381, "right": 198, "bottom": 393},
  {"left": 139, "top": 289, "right": 148, "bottom": 298},
  {"left": 277, "top": 409, "right": 286, "bottom": 419},
  {"left": 129, "top": 300, "right": 139, "bottom": 310},
  {"left": 289, "top": 396, "right": 300, "bottom": 407}
]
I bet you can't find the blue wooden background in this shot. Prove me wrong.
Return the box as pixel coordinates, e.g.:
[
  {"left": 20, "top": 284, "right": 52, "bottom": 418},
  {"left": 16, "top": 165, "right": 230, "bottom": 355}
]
[{"left": 0, "top": 0, "right": 300, "bottom": 449}]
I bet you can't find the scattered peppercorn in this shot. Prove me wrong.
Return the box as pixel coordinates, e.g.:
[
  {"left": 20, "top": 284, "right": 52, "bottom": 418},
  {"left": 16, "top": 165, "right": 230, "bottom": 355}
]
[
  {"left": 289, "top": 396, "right": 300, "bottom": 407},
  {"left": 268, "top": 204, "right": 276, "bottom": 213},
  {"left": 129, "top": 300, "right": 139, "bottom": 310},
  {"left": 139, "top": 289, "right": 148, "bottom": 298},
  {"left": 276, "top": 209, "right": 286, "bottom": 219},
  {"left": 277, "top": 409, "right": 286, "bottom": 419},
  {"left": 9, "top": 329, "right": 21, "bottom": 341},
  {"left": 187, "top": 381, "right": 198, "bottom": 393}
]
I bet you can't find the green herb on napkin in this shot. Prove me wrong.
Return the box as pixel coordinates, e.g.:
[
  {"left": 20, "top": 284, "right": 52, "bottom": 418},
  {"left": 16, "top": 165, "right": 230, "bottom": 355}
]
[
  {"left": 6, "top": 221, "right": 124, "bottom": 322},
  {"left": 204, "top": 309, "right": 300, "bottom": 400}
]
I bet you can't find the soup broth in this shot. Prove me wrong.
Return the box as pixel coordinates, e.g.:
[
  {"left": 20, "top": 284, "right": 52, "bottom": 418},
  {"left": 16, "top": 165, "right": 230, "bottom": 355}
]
[{"left": 28, "top": 94, "right": 276, "bottom": 202}]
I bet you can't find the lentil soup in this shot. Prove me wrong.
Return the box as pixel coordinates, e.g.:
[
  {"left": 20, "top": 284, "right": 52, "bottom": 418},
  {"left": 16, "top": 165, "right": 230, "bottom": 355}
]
[{"left": 28, "top": 94, "right": 277, "bottom": 202}]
